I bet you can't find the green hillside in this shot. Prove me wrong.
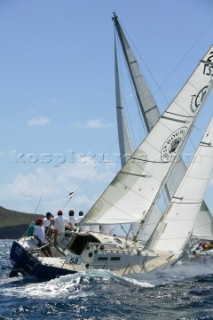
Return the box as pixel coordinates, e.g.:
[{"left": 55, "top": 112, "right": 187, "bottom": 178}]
[{"left": 0, "top": 206, "right": 44, "bottom": 239}]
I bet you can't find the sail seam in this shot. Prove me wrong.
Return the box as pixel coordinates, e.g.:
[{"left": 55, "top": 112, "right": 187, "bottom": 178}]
[
  {"left": 171, "top": 200, "right": 203, "bottom": 204},
  {"left": 165, "top": 111, "right": 194, "bottom": 118},
  {"left": 120, "top": 170, "right": 151, "bottom": 178},
  {"left": 131, "top": 156, "right": 170, "bottom": 164},
  {"left": 161, "top": 115, "right": 188, "bottom": 123},
  {"left": 129, "top": 60, "right": 137, "bottom": 65},
  {"left": 145, "top": 106, "right": 158, "bottom": 114},
  {"left": 200, "top": 141, "right": 212, "bottom": 147}
]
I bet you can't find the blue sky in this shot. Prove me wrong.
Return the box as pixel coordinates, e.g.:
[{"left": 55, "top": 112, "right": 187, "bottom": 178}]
[{"left": 0, "top": 0, "right": 212, "bottom": 218}]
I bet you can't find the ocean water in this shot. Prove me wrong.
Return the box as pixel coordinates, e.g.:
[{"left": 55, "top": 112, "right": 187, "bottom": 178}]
[{"left": 0, "top": 240, "right": 212, "bottom": 320}]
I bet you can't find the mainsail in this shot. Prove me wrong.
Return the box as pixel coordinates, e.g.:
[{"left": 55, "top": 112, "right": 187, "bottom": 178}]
[
  {"left": 146, "top": 117, "right": 213, "bottom": 253},
  {"left": 113, "top": 14, "right": 213, "bottom": 239},
  {"left": 82, "top": 45, "right": 213, "bottom": 226}
]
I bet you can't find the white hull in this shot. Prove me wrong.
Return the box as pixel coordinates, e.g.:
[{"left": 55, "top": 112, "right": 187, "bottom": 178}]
[{"left": 10, "top": 231, "right": 182, "bottom": 280}]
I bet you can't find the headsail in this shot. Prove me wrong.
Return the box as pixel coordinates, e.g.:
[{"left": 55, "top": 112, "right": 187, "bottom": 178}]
[
  {"left": 82, "top": 45, "right": 213, "bottom": 226},
  {"left": 146, "top": 117, "right": 213, "bottom": 253},
  {"left": 192, "top": 201, "right": 213, "bottom": 241}
]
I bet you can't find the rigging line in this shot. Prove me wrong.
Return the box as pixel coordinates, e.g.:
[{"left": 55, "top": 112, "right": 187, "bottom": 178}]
[
  {"left": 34, "top": 193, "right": 44, "bottom": 214},
  {"left": 60, "top": 148, "right": 119, "bottom": 209},
  {"left": 120, "top": 16, "right": 213, "bottom": 109},
  {"left": 61, "top": 188, "right": 79, "bottom": 210},
  {"left": 118, "top": 18, "right": 211, "bottom": 154},
  {"left": 184, "top": 123, "right": 212, "bottom": 156},
  {"left": 115, "top": 28, "right": 148, "bottom": 141},
  {"left": 116, "top": 33, "right": 138, "bottom": 149},
  {"left": 116, "top": 32, "right": 146, "bottom": 148},
  {"left": 129, "top": 76, "right": 212, "bottom": 158},
  {"left": 116, "top": 19, "right": 211, "bottom": 160}
]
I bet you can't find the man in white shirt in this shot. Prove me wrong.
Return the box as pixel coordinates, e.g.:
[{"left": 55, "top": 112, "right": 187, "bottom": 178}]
[
  {"left": 33, "top": 218, "right": 52, "bottom": 257},
  {"left": 43, "top": 212, "right": 54, "bottom": 237},
  {"left": 54, "top": 210, "right": 71, "bottom": 245}
]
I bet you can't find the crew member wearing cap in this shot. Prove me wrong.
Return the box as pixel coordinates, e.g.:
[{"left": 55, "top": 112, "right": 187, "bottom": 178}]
[
  {"left": 54, "top": 210, "right": 72, "bottom": 245},
  {"left": 33, "top": 218, "right": 53, "bottom": 257},
  {"left": 43, "top": 212, "right": 54, "bottom": 237}
]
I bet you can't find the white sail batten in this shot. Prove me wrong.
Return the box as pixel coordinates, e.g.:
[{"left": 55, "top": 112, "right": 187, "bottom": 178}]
[
  {"left": 115, "top": 39, "right": 134, "bottom": 167},
  {"left": 146, "top": 117, "right": 213, "bottom": 253},
  {"left": 81, "top": 45, "right": 213, "bottom": 226}
]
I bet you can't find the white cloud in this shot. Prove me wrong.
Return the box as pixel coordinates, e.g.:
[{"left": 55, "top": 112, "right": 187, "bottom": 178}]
[
  {"left": 70, "top": 118, "right": 114, "bottom": 128},
  {"left": 0, "top": 161, "right": 116, "bottom": 216},
  {"left": 26, "top": 116, "right": 50, "bottom": 127}
]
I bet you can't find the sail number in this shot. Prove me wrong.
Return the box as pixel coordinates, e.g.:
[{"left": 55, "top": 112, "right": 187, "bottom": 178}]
[
  {"left": 203, "top": 51, "right": 213, "bottom": 76},
  {"left": 203, "top": 63, "right": 213, "bottom": 76}
]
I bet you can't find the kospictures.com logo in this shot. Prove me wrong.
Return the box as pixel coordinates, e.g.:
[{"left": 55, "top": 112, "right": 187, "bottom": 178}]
[
  {"left": 12, "top": 150, "right": 127, "bottom": 167},
  {"left": 12, "top": 149, "right": 200, "bottom": 167}
]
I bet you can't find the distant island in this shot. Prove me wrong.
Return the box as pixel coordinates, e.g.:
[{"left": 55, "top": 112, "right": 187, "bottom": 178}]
[{"left": 0, "top": 206, "right": 44, "bottom": 239}]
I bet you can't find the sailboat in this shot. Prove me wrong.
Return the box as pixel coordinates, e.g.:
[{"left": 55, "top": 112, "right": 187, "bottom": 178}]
[
  {"left": 113, "top": 13, "right": 213, "bottom": 244},
  {"left": 9, "top": 18, "right": 213, "bottom": 280}
]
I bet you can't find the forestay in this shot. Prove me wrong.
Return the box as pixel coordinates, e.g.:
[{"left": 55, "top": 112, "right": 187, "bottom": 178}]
[
  {"left": 82, "top": 45, "right": 213, "bottom": 226},
  {"left": 146, "top": 117, "right": 213, "bottom": 253}
]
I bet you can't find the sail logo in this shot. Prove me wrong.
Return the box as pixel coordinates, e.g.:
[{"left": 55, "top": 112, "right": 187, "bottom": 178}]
[
  {"left": 161, "top": 127, "right": 187, "bottom": 162},
  {"left": 190, "top": 85, "right": 209, "bottom": 113}
]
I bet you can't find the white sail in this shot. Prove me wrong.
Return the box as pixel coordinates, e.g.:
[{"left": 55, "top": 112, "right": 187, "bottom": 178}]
[
  {"left": 82, "top": 45, "right": 213, "bottom": 226},
  {"left": 115, "top": 38, "right": 134, "bottom": 166},
  {"left": 113, "top": 13, "right": 160, "bottom": 131},
  {"left": 113, "top": 14, "right": 213, "bottom": 240},
  {"left": 146, "top": 117, "right": 213, "bottom": 253},
  {"left": 192, "top": 201, "right": 213, "bottom": 241},
  {"left": 131, "top": 205, "right": 162, "bottom": 243}
]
